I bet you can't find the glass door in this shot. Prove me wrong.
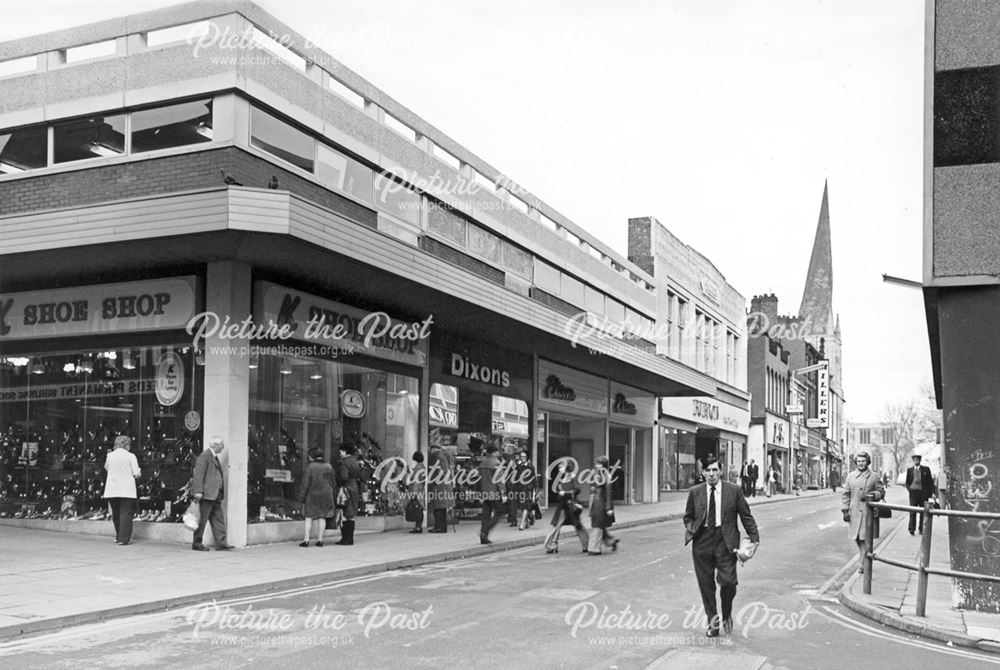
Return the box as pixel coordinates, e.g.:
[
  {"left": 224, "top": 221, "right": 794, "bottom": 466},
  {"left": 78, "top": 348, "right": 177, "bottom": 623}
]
[{"left": 609, "top": 426, "right": 630, "bottom": 503}]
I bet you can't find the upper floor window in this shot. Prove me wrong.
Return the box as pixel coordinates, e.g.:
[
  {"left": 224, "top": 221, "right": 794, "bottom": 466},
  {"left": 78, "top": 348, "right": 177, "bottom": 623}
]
[
  {"left": 250, "top": 105, "right": 314, "bottom": 172},
  {"left": 317, "top": 143, "right": 373, "bottom": 204},
  {"left": 935, "top": 65, "right": 1000, "bottom": 167},
  {"left": 131, "top": 99, "right": 213, "bottom": 153},
  {"left": 0, "top": 124, "right": 46, "bottom": 173},
  {"left": 858, "top": 428, "right": 871, "bottom": 444},
  {"left": 53, "top": 113, "right": 125, "bottom": 163}
]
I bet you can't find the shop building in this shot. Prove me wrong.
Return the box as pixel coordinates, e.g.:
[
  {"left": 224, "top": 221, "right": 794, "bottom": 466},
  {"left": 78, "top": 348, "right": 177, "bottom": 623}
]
[
  {"left": 0, "top": 2, "right": 720, "bottom": 544},
  {"left": 628, "top": 217, "right": 750, "bottom": 492}
]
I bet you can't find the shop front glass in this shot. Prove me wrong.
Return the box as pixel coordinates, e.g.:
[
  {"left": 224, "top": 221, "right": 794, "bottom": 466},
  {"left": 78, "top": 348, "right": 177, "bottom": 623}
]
[
  {"left": 0, "top": 346, "right": 202, "bottom": 522},
  {"left": 539, "top": 412, "right": 606, "bottom": 504},
  {"left": 658, "top": 427, "right": 697, "bottom": 492},
  {"left": 429, "top": 383, "right": 528, "bottom": 518},
  {"left": 248, "top": 352, "right": 420, "bottom": 522}
]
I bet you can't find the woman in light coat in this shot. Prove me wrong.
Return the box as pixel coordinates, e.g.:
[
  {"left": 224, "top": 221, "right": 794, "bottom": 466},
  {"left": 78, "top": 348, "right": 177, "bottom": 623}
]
[{"left": 841, "top": 451, "right": 885, "bottom": 573}]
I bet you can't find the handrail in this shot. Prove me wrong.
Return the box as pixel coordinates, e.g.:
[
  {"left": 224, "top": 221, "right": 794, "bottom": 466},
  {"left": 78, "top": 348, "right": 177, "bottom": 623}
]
[{"left": 862, "top": 500, "right": 1000, "bottom": 616}]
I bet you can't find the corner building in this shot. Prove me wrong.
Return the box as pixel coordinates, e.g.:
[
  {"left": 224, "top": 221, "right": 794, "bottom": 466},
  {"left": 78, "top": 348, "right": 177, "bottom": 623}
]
[{"left": 0, "top": 2, "right": 722, "bottom": 545}]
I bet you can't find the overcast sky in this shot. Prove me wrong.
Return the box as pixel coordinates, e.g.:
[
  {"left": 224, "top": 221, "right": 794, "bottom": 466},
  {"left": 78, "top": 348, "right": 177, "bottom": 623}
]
[{"left": 1, "top": 0, "right": 928, "bottom": 422}]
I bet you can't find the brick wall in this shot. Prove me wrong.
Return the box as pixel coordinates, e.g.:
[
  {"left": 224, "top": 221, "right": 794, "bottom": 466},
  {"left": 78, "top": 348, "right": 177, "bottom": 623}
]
[{"left": 0, "top": 147, "right": 377, "bottom": 228}]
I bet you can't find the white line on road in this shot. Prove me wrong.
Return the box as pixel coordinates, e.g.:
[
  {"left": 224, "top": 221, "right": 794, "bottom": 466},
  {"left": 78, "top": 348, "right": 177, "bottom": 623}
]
[
  {"left": 599, "top": 555, "right": 669, "bottom": 581},
  {"left": 817, "top": 521, "right": 838, "bottom": 530},
  {"left": 817, "top": 605, "right": 1000, "bottom": 664}
]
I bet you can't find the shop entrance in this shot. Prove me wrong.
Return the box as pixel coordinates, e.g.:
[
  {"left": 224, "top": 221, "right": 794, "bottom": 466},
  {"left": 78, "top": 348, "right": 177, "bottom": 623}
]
[
  {"left": 609, "top": 427, "right": 630, "bottom": 504},
  {"left": 538, "top": 412, "right": 605, "bottom": 505}
]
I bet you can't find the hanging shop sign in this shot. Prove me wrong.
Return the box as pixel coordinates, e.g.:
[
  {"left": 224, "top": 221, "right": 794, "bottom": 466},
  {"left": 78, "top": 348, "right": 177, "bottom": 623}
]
[
  {"left": 660, "top": 397, "right": 749, "bottom": 435},
  {"left": 254, "top": 282, "right": 429, "bottom": 367},
  {"left": 154, "top": 351, "right": 185, "bottom": 407},
  {"left": 815, "top": 362, "right": 830, "bottom": 428},
  {"left": 0, "top": 277, "right": 198, "bottom": 341},
  {"left": 341, "top": 389, "right": 366, "bottom": 418},
  {"left": 765, "top": 414, "right": 790, "bottom": 449}
]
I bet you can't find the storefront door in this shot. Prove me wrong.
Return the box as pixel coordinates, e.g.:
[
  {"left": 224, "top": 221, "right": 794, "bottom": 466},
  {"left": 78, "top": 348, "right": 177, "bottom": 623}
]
[{"left": 609, "top": 426, "right": 630, "bottom": 503}]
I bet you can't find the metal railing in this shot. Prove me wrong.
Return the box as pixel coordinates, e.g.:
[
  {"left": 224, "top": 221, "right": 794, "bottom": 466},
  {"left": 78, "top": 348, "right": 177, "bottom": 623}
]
[{"left": 863, "top": 501, "right": 1000, "bottom": 616}]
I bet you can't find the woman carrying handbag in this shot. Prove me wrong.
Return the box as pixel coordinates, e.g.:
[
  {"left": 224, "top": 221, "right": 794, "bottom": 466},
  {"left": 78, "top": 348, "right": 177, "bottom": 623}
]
[{"left": 544, "top": 459, "right": 589, "bottom": 554}]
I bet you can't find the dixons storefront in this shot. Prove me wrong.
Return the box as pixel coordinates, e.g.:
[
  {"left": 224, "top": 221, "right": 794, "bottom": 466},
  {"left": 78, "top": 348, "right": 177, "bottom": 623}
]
[{"left": 658, "top": 396, "right": 750, "bottom": 493}]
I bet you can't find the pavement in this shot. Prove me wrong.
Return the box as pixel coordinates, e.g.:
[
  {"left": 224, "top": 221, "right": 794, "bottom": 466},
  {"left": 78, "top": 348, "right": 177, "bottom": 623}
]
[
  {"left": 837, "top": 493, "right": 1000, "bottom": 654},
  {"left": 0, "top": 485, "right": 996, "bottom": 653}
]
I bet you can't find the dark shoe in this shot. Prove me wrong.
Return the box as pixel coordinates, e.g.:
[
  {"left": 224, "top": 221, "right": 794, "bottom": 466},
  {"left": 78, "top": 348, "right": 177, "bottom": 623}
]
[
  {"left": 723, "top": 618, "right": 733, "bottom": 636},
  {"left": 611, "top": 539, "right": 620, "bottom": 552},
  {"left": 192, "top": 544, "right": 209, "bottom": 551},
  {"left": 857, "top": 566, "right": 864, "bottom": 574},
  {"left": 546, "top": 548, "right": 558, "bottom": 554},
  {"left": 335, "top": 539, "right": 353, "bottom": 545},
  {"left": 216, "top": 545, "right": 234, "bottom": 551},
  {"left": 908, "top": 529, "right": 915, "bottom": 535},
  {"left": 315, "top": 541, "right": 323, "bottom": 547},
  {"left": 706, "top": 626, "right": 720, "bottom": 638},
  {"left": 480, "top": 534, "right": 492, "bottom": 545},
  {"left": 409, "top": 529, "right": 423, "bottom": 534},
  {"left": 299, "top": 541, "right": 310, "bottom": 547},
  {"left": 587, "top": 551, "right": 601, "bottom": 556},
  {"left": 428, "top": 528, "right": 446, "bottom": 533}
]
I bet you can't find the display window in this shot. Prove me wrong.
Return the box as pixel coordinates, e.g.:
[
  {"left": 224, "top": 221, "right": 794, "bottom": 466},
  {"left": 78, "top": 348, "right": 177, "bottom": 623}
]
[
  {"left": 248, "top": 351, "right": 420, "bottom": 522},
  {"left": 0, "top": 346, "right": 203, "bottom": 521},
  {"left": 658, "top": 426, "right": 696, "bottom": 491}
]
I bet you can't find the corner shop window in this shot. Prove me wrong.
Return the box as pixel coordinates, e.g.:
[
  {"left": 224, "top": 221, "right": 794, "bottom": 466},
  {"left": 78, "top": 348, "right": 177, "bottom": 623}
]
[
  {"left": 0, "top": 124, "right": 47, "bottom": 173},
  {"left": 0, "top": 346, "right": 203, "bottom": 520},
  {"left": 250, "top": 105, "right": 315, "bottom": 172},
  {"left": 248, "top": 352, "right": 419, "bottom": 521}
]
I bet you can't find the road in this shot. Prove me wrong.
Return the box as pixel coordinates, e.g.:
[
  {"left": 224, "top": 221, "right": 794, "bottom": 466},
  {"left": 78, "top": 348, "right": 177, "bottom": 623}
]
[{"left": 1, "top": 490, "right": 997, "bottom": 669}]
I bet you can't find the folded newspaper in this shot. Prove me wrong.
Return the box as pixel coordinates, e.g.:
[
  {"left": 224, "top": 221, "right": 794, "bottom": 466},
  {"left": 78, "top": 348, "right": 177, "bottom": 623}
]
[{"left": 735, "top": 538, "right": 758, "bottom": 564}]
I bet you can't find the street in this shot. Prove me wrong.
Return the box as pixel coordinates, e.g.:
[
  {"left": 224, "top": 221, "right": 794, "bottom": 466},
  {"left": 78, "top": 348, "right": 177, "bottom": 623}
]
[{"left": 1, "top": 491, "right": 996, "bottom": 669}]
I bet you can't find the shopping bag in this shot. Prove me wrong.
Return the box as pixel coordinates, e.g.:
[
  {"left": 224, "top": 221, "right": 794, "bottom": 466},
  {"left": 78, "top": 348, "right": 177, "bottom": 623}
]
[
  {"left": 404, "top": 498, "right": 423, "bottom": 523},
  {"left": 735, "top": 538, "right": 758, "bottom": 564},
  {"left": 182, "top": 500, "right": 201, "bottom": 530}
]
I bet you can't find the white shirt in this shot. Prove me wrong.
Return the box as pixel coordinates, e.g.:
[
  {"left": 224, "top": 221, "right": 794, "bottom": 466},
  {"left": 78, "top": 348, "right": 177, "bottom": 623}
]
[
  {"left": 103, "top": 447, "right": 140, "bottom": 499},
  {"left": 705, "top": 483, "right": 721, "bottom": 528}
]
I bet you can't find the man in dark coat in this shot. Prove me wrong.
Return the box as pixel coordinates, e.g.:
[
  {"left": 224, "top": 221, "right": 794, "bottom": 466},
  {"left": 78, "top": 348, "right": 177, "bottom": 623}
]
[
  {"left": 747, "top": 459, "right": 759, "bottom": 497},
  {"left": 905, "top": 454, "right": 935, "bottom": 535},
  {"left": 335, "top": 443, "right": 361, "bottom": 545},
  {"left": 192, "top": 436, "right": 234, "bottom": 551},
  {"left": 477, "top": 445, "right": 506, "bottom": 544},
  {"left": 683, "top": 456, "right": 759, "bottom": 637},
  {"left": 427, "top": 440, "right": 455, "bottom": 533}
]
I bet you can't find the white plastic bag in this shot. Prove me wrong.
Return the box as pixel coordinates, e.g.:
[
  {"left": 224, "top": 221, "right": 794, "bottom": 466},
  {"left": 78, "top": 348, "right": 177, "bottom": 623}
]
[{"left": 183, "top": 501, "right": 201, "bottom": 531}]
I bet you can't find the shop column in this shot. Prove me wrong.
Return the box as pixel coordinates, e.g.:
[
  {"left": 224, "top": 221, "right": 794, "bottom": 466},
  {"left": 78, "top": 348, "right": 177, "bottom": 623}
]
[{"left": 203, "top": 261, "right": 251, "bottom": 547}]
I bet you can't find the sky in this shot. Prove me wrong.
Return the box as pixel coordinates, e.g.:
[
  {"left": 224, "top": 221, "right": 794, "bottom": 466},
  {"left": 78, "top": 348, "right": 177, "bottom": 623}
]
[{"left": 0, "top": 0, "right": 929, "bottom": 422}]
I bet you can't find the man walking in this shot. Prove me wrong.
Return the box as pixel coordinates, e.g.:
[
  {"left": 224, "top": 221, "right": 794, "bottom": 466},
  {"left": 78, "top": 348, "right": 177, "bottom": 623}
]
[
  {"left": 683, "top": 456, "right": 760, "bottom": 637},
  {"left": 841, "top": 451, "right": 884, "bottom": 572},
  {"left": 192, "top": 436, "right": 233, "bottom": 551},
  {"left": 477, "top": 445, "right": 506, "bottom": 545},
  {"left": 905, "top": 454, "right": 935, "bottom": 535},
  {"left": 739, "top": 461, "right": 750, "bottom": 496},
  {"left": 747, "top": 459, "right": 759, "bottom": 497}
]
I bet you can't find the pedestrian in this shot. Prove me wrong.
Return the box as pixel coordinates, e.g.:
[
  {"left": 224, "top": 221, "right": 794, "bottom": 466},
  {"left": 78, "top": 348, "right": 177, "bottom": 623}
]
[
  {"left": 298, "top": 448, "right": 335, "bottom": 547},
  {"left": 334, "top": 443, "right": 361, "bottom": 545},
  {"left": 905, "top": 454, "right": 935, "bottom": 535},
  {"left": 587, "top": 456, "right": 619, "bottom": 555},
  {"left": 513, "top": 450, "right": 538, "bottom": 530},
  {"left": 748, "top": 459, "right": 759, "bottom": 497},
  {"left": 427, "top": 437, "right": 456, "bottom": 533},
  {"left": 766, "top": 465, "right": 779, "bottom": 497},
  {"left": 841, "top": 451, "right": 885, "bottom": 573},
  {"left": 192, "top": 436, "right": 234, "bottom": 551},
  {"left": 682, "top": 456, "right": 760, "bottom": 638},
  {"left": 830, "top": 468, "right": 840, "bottom": 492},
  {"left": 739, "top": 461, "right": 750, "bottom": 496},
  {"left": 545, "top": 458, "right": 589, "bottom": 554},
  {"left": 103, "top": 435, "right": 140, "bottom": 546},
  {"left": 407, "top": 451, "right": 426, "bottom": 533},
  {"left": 477, "top": 445, "right": 506, "bottom": 544}
]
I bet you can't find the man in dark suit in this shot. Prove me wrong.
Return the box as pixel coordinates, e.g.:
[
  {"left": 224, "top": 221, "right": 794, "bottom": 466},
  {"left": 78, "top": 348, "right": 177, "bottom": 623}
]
[
  {"left": 683, "top": 456, "right": 760, "bottom": 637},
  {"left": 192, "top": 436, "right": 233, "bottom": 551},
  {"left": 747, "top": 459, "right": 759, "bottom": 497},
  {"left": 905, "top": 454, "right": 935, "bottom": 535}
]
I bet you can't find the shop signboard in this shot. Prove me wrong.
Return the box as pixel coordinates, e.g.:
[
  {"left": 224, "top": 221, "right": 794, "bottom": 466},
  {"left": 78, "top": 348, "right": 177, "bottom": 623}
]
[
  {"left": 816, "top": 363, "right": 830, "bottom": 428},
  {"left": 0, "top": 277, "right": 197, "bottom": 341},
  {"left": 255, "top": 282, "right": 429, "bottom": 367},
  {"left": 765, "top": 413, "right": 790, "bottom": 449},
  {"left": 537, "top": 361, "right": 608, "bottom": 415},
  {"left": 660, "top": 396, "right": 749, "bottom": 435}
]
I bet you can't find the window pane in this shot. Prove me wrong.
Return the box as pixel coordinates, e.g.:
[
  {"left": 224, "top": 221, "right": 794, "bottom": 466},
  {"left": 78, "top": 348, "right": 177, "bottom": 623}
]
[
  {"left": 317, "top": 143, "right": 373, "bottom": 203},
  {"left": 250, "top": 106, "right": 314, "bottom": 172},
  {"left": 373, "top": 173, "right": 421, "bottom": 225},
  {"left": 0, "top": 125, "right": 47, "bottom": 172},
  {"left": 53, "top": 114, "right": 125, "bottom": 163},
  {"left": 131, "top": 99, "right": 213, "bottom": 153},
  {"left": 935, "top": 65, "right": 1000, "bottom": 167}
]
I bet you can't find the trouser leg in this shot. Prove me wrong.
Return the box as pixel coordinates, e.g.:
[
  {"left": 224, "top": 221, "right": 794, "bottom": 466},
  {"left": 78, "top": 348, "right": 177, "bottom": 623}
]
[
  {"left": 208, "top": 498, "right": 227, "bottom": 547},
  {"left": 119, "top": 498, "right": 135, "bottom": 544}
]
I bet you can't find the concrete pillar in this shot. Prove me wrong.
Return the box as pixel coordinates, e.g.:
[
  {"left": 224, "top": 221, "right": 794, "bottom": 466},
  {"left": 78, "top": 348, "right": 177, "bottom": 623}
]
[
  {"left": 940, "top": 286, "right": 1000, "bottom": 612},
  {"left": 203, "top": 261, "right": 252, "bottom": 547}
]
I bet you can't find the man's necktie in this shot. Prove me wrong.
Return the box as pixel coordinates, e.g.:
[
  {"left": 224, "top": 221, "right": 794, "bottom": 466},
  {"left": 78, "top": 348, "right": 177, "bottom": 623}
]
[{"left": 708, "top": 485, "right": 716, "bottom": 528}]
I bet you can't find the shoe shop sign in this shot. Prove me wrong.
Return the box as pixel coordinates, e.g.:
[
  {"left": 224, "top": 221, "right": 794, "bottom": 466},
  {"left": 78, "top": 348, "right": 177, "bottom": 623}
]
[{"left": 0, "top": 277, "right": 197, "bottom": 341}]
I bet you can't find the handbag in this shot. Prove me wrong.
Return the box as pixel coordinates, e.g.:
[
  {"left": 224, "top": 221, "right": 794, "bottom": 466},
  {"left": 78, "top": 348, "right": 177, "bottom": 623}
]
[
  {"left": 182, "top": 500, "right": 201, "bottom": 530},
  {"left": 877, "top": 505, "right": 892, "bottom": 518},
  {"left": 532, "top": 501, "right": 543, "bottom": 520},
  {"left": 404, "top": 498, "right": 423, "bottom": 522},
  {"left": 336, "top": 487, "right": 348, "bottom": 508},
  {"left": 326, "top": 508, "right": 343, "bottom": 529}
]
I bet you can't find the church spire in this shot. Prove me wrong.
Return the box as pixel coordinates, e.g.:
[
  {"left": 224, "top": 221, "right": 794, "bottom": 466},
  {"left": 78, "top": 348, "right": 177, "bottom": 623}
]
[{"left": 798, "top": 180, "right": 834, "bottom": 335}]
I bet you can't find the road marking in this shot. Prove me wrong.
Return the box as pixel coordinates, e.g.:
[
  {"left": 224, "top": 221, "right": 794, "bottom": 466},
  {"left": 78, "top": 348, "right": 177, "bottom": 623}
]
[
  {"left": 645, "top": 647, "right": 767, "bottom": 669},
  {"left": 817, "top": 521, "right": 837, "bottom": 530},
  {"left": 817, "top": 605, "right": 1000, "bottom": 664},
  {"left": 599, "top": 555, "right": 669, "bottom": 581}
]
